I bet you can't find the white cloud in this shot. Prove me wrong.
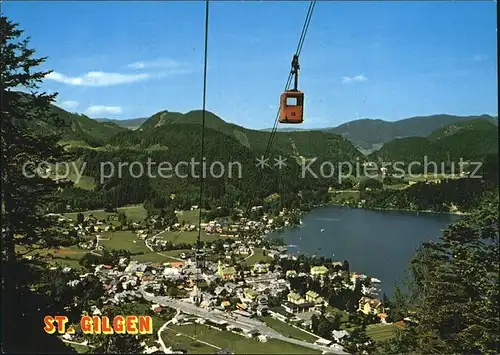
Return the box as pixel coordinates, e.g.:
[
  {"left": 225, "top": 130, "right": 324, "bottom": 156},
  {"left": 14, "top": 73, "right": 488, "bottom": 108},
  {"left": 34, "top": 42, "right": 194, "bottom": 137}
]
[
  {"left": 86, "top": 105, "right": 122, "bottom": 116},
  {"left": 127, "top": 58, "right": 181, "bottom": 69},
  {"left": 342, "top": 75, "right": 368, "bottom": 84},
  {"left": 46, "top": 71, "right": 149, "bottom": 87},
  {"left": 58, "top": 100, "right": 79, "bottom": 110}
]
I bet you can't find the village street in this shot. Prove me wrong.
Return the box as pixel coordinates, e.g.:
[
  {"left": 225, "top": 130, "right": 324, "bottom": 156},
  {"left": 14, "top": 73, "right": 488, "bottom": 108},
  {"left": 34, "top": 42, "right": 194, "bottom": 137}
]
[{"left": 140, "top": 288, "right": 346, "bottom": 354}]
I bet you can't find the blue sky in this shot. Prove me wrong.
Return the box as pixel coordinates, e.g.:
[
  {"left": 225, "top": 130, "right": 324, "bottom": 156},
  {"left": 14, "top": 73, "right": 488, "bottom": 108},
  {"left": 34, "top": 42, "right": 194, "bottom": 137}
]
[{"left": 5, "top": 1, "right": 498, "bottom": 130}]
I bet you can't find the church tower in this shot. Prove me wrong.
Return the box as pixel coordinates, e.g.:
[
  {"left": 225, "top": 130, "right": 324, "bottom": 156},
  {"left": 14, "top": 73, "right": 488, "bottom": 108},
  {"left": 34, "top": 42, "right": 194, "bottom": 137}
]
[{"left": 218, "top": 260, "right": 223, "bottom": 278}]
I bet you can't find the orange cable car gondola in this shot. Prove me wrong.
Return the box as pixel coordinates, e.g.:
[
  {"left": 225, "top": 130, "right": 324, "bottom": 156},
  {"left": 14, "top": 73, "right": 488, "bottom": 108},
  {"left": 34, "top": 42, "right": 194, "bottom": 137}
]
[{"left": 279, "top": 54, "right": 304, "bottom": 124}]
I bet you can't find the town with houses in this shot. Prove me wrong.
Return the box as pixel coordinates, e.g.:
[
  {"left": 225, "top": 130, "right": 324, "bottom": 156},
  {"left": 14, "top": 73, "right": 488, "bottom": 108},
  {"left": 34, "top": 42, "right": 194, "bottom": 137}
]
[{"left": 36, "top": 206, "right": 408, "bottom": 354}]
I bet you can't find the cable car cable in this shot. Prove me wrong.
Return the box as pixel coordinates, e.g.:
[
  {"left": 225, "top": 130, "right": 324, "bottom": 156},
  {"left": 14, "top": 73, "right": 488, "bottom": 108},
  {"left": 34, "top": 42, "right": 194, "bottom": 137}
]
[
  {"left": 296, "top": 0, "right": 316, "bottom": 55},
  {"left": 263, "top": 0, "right": 315, "bottom": 157},
  {"left": 246, "top": 1, "right": 315, "bottom": 213},
  {"left": 261, "top": 0, "right": 315, "bottom": 169},
  {"left": 196, "top": 0, "right": 210, "bottom": 263},
  {"left": 194, "top": 0, "right": 210, "bottom": 340},
  {"left": 246, "top": 0, "right": 316, "bottom": 214}
]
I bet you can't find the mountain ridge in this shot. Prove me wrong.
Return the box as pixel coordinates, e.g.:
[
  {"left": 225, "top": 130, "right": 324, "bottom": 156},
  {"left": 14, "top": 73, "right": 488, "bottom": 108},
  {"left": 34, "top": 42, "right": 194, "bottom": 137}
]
[
  {"left": 11, "top": 89, "right": 496, "bottom": 157},
  {"left": 89, "top": 107, "right": 498, "bottom": 155},
  {"left": 112, "top": 109, "right": 364, "bottom": 161},
  {"left": 95, "top": 109, "right": 499, "bottom": 158},
  {"left": 369, "top": 118, "right": 498, "bottom": 163},
  {"left": 325, "top": 114, "right": 498, "bottom": 152}
]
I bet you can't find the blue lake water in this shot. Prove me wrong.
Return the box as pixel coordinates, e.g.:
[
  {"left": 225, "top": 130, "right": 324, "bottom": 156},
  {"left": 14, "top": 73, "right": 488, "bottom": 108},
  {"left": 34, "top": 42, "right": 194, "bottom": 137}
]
[{"left": 268, "top": 205, "right": 461, "bottom": 296}]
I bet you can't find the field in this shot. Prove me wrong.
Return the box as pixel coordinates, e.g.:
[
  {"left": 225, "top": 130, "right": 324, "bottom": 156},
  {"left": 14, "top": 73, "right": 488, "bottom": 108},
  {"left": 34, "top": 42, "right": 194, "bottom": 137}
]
[
  {"left": 161, "top": 326, "right": 219, "bottom": 354},
  {"left": 68, "top": 343, "right": 90, "bottom": 353},
  {"left": 17, "top": 246, "right": 88, "bottom": 270},
  {"left": 159, "top": 230, "right": 225, "bottom": 244},
  {"left": 326, "top": 307, "right": 350, "bottom": 323},
  {"left": 260, "top": 316, "right": 318, "bottom": 343},
  {"left": 327, "top": 173, "right": 451, "bottom": 196},
  {"left": 36, "top": 206, "right": 227, "bottom": 268},
  {"left": 64, "top": 204, "right": 148, "bottom": 223},
  {"left": 406, "top": 173, "right": 445, "bottom": 182},
  {"left": 329, "top": 190, "right": 360, "bottom": 203},
  {"left": 366, "top": 323, "right": 397, "bottom": 343},
  {"left": 98, "top": 230, "right": 151, "bottom": 254},
  {"left": 63, "top": 207, "right": 207, "bottom": 232},
  {"left": 243, "top": 248, "right": 271, "bottom": 265},
  {"left": 49, "top": 247, "right": 88, "bottom": 269},
  {"left": 165, "top": 324, "right": 321, "bottom": 354},
  {"left": 176, "top": 210, "right": 200, "bottom": 224},
  {"left": 385, "top": 183, "right": 410, "bottom": 190},
  {"left": 98, "top": 231, "right": 199, "bottom": 262},
  {"left": 48, "top": 158, "right": 97, "bottom": 190}
]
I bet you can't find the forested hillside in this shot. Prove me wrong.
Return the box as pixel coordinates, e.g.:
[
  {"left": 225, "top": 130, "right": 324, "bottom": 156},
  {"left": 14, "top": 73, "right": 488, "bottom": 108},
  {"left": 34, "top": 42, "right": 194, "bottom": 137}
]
[
  {"left": 9, "top": 91, "right": 498, "bottom": 213},
  {"left": 382, "top": 194, "right": 499, "bottom": 354},
  {"left": 369, "top": 118, "right": 498, "bottom": 168},
  {"left": 132, "top": 109, "right": 363, "bottom": 160},
  {"left": 327, "top": 114, "right": 498, "bottom": 152},
  {"left": 58, "top": 120, "right": 360, "bottom": 211},
  {"left": 4, "top": 91, "right": 128, "bottom": 146},
  {"left": 19, "top": 102, "right": 496, "bottom": 212},
  {"left": 427, "top": 118, "right": 498, "bottom": 140}
]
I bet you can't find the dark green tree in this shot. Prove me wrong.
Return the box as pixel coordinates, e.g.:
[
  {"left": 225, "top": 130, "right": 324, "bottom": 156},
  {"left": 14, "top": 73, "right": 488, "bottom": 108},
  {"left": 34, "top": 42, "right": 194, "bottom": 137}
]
[
  {"left": 163, "top": 207, "right": 178, "bottom": 226},
  {"left": 117, "top": 211, "right": 127, "bottom": 226},
  {"left": 168, "top": 286, "right": 179, "bottom": 297},
  {"left": 331, "top": 314, "right": 342, "bottom": 331},
  {"left": 342, "top": 326, "right": 376, "bottom": 355},
  {"left": 316, "top": 315, "right": 333, "bottom": 339},
  {"left": 158, "top": 283, "right": 166, "bottom": 296},
  {"left": 1, "top": 15, "right": 76, "bottom": 353},
  {"left": 231, "top": 209, "right": 240, "bottom": 221},
  {"left": 88, "top": 304, "right": 145, "bottom": 354},
  {"left": 358, "top": 177, "right": 383, "bottom": 192},
  {"left": 1, "top": 16, "right": 70, "bottom": 276},
  {"left": 384, "top": 195, "right": 499, "bottom": 354}
]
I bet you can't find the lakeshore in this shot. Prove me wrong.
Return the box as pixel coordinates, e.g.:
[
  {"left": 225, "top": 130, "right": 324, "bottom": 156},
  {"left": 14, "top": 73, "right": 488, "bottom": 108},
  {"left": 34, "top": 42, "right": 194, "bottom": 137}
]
[
  {"left": 268, "top": 205, "right": 461, "bottom": 296},
  {"left": 334, "top": 204, "right": 469, "bottom": 216},
  {"left": 326, "top": 200, "right": 470, "bottom": 216}
]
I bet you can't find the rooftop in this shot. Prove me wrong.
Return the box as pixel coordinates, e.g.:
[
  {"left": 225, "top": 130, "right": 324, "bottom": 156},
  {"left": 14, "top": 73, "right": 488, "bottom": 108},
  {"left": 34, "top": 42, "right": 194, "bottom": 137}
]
[
  {"left": 305, "top": 290, "right": 320, "bottom": 298},
  {"left": 311, "top": 265, "right": 329, "bottom": 274},
  {"left": 283, "top": 301, "right": 315, "bottom": 309}
]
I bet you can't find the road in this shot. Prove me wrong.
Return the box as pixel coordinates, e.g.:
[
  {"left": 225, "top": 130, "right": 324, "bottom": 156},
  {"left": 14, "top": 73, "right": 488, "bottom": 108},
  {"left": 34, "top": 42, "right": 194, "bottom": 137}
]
[
  {"left": 245, "top": 275, "right": 281, "bottom": 283},
  {"left": 243, "top": 247, "right": 255, "bottom": 261},
  {"left": 144, "top": 231, "right": 184, "bottom": 261},
  {"left": 90, "top": 235, "right": 106, "bottom": 257},
  {"left": 163, "top": 325, "right": 221, "bottom": 351},
  {"left": 157, "top": 309, "right": 180, "bottom": 353},
  {"left": 61, "top": 339, "right": 95, "bottom": 349},
  {"left": 140, "top": 289, "right": 346, "bottom": 354}
]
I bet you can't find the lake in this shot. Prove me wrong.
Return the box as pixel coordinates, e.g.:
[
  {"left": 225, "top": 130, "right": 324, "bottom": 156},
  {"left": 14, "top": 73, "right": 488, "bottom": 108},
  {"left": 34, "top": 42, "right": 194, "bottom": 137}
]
[{"left": 268, "top": 205, "right": 462, "bottom": 296}]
